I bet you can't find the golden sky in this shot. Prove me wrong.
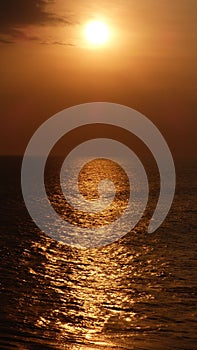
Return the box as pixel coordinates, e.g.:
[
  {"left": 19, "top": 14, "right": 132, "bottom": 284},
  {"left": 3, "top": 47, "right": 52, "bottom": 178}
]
[{"left": 0, "top": 0, "right": 196, "bottom": 156}]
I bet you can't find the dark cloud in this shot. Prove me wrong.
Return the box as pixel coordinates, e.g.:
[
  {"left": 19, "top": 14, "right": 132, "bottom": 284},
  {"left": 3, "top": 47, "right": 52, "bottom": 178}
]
[
  {"left": 40, "top": 40, "right": 75, "bottom": 46},
  {"left": 0, "top": 0, "right": 68, "bottom": 28},
  {"left": 0, "top": 0, "right": 71, "bottom": 43},
  {"left": 0, "top": 37, "right": 14, "bottom": 44},
  {"left": 51, "top": 41, "right": 75, "bottom": 46}
]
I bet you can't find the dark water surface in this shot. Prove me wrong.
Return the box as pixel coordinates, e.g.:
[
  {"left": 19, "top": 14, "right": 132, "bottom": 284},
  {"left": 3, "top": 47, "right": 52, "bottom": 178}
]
[{"left": 0, "top": 156, "right": 196, "bottom": 349}]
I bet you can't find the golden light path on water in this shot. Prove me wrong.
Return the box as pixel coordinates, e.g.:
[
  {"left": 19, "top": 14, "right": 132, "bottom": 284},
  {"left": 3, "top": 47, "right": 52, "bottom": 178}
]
[
  {"left": 2, "top": 156, "right": 196, "bottom": 350},
  {"left": 26, "top": 158, "right": 157, "bottom": 349},
  {"left": 32, "top": 235, "right": 156, "bottom": 350}
]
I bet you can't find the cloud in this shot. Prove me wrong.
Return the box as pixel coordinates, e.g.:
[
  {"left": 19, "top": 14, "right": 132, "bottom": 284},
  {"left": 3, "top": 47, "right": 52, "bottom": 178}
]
[
  {"left": 40, "top": 40, "right": 75, "bottom": 46},
  {"left": 51, "top": 41, "right": 75, "bottom": 46},
  {"left": 0, "top": 37, "right": 14, "bottom": 44},
  {"left": 0, "top": 0, "right": 69, "bottom": 28},
  {"left": 0, "top": 0, "right": 72, "bottom": 43}
]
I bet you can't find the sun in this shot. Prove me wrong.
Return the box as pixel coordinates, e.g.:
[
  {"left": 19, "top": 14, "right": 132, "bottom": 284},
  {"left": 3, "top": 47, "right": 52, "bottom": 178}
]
[{"left": 85, "top": 20, "right": 109, "bottom": 46}]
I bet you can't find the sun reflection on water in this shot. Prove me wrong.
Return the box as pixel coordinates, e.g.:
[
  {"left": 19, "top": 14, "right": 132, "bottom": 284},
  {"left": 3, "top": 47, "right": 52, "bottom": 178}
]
[
  {"left": 1, "top": 156, "right": 196, "bottom": 349},
  {"left": 28, "top": 232, "right": 160, "bottom": 349}
]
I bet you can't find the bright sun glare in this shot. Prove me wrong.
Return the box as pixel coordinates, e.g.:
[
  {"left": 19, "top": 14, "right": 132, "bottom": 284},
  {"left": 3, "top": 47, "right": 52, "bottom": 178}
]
[{"left": 85, "top": 20, "right": 109, "bottom": 45}]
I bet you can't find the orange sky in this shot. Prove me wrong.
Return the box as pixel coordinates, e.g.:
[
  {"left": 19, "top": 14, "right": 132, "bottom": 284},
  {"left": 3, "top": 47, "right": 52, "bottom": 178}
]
[{"left": 0, "top": 0, "right": 196, "bottom": 156}]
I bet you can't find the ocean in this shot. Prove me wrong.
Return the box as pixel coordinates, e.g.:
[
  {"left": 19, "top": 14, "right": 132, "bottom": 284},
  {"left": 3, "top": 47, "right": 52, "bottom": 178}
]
[{"left": 0, "top": 156, "right": 196, "bottom": 350}]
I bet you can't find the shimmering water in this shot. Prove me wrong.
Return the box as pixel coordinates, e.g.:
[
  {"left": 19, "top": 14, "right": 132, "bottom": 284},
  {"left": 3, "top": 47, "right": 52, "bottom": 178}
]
[{"left": 0, "top": 156, "right": 197, "bottom": 349}]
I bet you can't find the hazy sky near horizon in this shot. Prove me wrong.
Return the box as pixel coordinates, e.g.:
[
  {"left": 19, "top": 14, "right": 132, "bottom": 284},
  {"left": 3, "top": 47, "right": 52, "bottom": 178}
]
[{"left": 0, "top": 0, "right": 196, "bottom": 156}]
